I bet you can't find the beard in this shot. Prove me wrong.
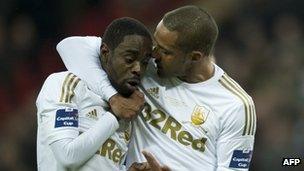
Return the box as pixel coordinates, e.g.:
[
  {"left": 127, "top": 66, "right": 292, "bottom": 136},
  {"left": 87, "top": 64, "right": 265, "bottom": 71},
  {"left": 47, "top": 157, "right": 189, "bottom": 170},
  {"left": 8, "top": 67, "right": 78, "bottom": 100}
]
[
  {"left": 103, "top": 64, "right": 134, "bottom": 97},
  {"left": 107, "top": 76, "right": 134, "bottom": 97}
]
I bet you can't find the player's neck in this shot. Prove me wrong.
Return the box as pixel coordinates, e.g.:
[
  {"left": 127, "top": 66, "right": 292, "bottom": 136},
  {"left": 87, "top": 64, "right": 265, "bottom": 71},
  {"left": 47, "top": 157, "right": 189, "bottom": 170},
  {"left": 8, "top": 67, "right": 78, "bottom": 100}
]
[{"left": 179, "top": 60, "right": 214, "bottom": 83}]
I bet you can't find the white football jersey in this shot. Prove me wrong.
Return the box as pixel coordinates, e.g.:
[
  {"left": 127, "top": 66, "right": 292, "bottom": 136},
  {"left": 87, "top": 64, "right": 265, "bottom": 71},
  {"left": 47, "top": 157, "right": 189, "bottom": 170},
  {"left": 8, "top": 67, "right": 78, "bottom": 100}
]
[
  {"left": 36, "top": 72, "right": 131, "bottom": 171},
  {"left": 56, "top": 36, "right": 257, "bottom": 171},
  {"left": 126, "top": 64, "right": 256, "bottom": 171}
]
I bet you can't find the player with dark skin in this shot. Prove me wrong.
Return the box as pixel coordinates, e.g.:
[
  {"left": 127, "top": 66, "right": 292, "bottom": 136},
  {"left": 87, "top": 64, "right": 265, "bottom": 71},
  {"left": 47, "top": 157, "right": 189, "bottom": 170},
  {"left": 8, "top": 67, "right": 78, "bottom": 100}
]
[
  {"left": 56, "top": 6, "right": 222, "bottom": 169},
  {"left": 93, "top": 18, "right": 168, "bottom": 171},
  {"left": 110, "top": 5, "right": 217, "bottom": 121},
  {"left": 97, "top": 18, "right": 169, "bottom": 171},
  {"left": 99, "top": 18, "right": 152, "bottom": 121},
  {"left": 101, "top": 34, "right": 152, "bottom": 120},
  {"left": 109, "top": 6, "right": 218, "bottom": 171}
]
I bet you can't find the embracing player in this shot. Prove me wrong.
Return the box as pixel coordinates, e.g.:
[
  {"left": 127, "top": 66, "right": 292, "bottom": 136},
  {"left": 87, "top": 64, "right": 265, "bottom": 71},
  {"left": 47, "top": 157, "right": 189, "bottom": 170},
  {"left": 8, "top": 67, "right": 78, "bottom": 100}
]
[{"left": 57, "top": 6, "right": 256, "bottom": 171}]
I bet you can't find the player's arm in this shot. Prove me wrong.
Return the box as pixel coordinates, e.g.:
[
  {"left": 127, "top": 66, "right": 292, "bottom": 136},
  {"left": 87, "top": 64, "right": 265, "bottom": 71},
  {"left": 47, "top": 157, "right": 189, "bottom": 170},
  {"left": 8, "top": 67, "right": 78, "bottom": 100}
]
[
  {"left": 56, "top": 36, "right": 117, "bottom": 101},
  {"left": 56, "top": 36, "right": 145, "bottom": 117},
  {"left": 37, "top": 73, "right": 119, "bottom": 169},
  {"left": 216, "top": 101, "right": 256, "bottom": 171},
  {"left": 50, "top": 112, "right": 117, "bottom": 168}
]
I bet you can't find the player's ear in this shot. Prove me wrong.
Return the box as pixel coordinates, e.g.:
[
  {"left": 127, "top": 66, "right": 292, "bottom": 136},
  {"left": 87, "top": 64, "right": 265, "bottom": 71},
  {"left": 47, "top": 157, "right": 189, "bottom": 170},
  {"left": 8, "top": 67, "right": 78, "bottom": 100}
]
[
  {"left": 101, "top": 43, "right": 110, "bottom": 63},
  {"left": 188, "top": 51, "right": 204, "bottom": 62}
]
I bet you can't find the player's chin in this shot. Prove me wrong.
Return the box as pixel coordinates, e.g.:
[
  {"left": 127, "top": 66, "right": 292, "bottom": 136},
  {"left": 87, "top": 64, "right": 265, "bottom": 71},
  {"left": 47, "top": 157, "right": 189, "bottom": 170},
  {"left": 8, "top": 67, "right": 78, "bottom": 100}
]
[
  {"left": 126, "top": 83, "right": 137, "bottom": 92},
  {"left": 120, "top": 83, "right": 137, "bottom": 97}
]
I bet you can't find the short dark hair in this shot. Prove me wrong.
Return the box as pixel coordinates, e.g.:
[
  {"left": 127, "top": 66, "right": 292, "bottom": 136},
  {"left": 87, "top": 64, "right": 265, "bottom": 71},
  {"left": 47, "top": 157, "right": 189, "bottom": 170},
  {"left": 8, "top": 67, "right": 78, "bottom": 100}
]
[
  {"left": 163, "top": 5, "right": 218, "bottom": 55},
  {"left": 103, "top": 17, "right": 152, "bottom": 51}
]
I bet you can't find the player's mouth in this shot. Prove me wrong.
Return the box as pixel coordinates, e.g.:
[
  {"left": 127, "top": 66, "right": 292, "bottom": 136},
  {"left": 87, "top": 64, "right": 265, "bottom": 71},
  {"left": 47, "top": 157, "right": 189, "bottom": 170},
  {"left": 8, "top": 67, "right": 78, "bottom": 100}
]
[{"left": 126, "top": 79, "right": 140, "bottom": 91}]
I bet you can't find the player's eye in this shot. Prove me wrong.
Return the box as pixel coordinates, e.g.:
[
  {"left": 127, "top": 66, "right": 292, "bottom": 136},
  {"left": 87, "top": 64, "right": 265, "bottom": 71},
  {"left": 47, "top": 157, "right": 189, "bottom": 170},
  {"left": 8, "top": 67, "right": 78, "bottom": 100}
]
[
  {"left": 153, "top": 45, "right": 171, "bottom": 56},
  {"left": 125, "top": 57, "right": 135, "bottom": 64},
  {"left": 160, "top": 49, "right": 170, "bottom": 55},
  {"left": 141, "top": 58, "right": 150, "bottom": 65}
]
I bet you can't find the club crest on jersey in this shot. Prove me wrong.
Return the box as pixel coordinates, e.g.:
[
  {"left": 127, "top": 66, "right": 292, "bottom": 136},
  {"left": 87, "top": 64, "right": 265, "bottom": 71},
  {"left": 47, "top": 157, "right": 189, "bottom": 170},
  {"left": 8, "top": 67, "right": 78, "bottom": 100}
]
[
  {"left": 191, "top": 105, "right": 209, "bottom": 126},
  {"left": 146, "top": 87, "right": 159, "bottom": 98}
]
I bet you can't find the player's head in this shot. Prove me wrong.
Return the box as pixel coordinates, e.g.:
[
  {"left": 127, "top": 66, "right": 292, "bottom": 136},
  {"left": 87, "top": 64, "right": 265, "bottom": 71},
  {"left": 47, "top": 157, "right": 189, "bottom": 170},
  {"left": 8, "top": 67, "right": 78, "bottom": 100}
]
[
  {"left": 153, "top": 5, "right": 218, "bottom": 78},
  {"left": 101, "top": 17, "right": 152, "bottom": 97}
]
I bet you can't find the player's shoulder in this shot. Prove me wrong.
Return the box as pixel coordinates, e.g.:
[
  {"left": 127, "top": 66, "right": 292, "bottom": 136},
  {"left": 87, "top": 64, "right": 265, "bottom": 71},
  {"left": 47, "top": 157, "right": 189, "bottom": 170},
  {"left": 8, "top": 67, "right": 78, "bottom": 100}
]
[
  {"left": 211, "top": 65, "right": 252, "bottom": 106},
  {"left": 44, "top": 71, "right": 81, "bottom": 86},
  {"left": 57, "top": 36, "right": 101, "bottom": 48},
  {"left": 216, "top": 72, "right": 256, "bottom": 136},
  {"left": 217, "top": 72, "right": 253, "bottom": 107},
  {"left": 37, "top": 71, "right": 84, "bottom": 102},
  {"left": 45, "top": 71, "right": 71, "bottom": 80}
]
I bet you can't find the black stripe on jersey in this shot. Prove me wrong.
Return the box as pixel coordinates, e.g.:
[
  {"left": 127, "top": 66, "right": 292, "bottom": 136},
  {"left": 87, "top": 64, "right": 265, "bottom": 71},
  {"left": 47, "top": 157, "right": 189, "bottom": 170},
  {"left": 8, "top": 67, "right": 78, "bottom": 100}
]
[{"left": 93, "top": 109, "right": 97, "bottom": 117}]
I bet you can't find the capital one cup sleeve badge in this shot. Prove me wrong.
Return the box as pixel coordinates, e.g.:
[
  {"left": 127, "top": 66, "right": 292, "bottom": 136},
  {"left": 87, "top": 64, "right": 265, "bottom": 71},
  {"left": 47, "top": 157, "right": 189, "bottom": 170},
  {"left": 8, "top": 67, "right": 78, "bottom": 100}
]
[{"left": 191, "top": 105, "right": 209, "bottom": 126}]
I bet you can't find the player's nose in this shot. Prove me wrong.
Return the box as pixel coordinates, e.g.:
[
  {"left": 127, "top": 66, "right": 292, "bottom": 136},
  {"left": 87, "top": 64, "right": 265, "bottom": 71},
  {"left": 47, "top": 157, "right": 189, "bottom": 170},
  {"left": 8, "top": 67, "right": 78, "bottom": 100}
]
[{"left": 131, "top": 61, "right": 141, "bottom": 77}]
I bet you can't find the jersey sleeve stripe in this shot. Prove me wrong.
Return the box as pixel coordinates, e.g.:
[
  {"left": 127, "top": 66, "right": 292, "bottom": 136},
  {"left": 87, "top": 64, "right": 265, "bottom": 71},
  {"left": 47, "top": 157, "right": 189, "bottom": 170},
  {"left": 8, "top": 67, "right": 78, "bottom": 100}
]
[
  {"left": 59, "top": 73, "right": 81, "bottom": 103},
  {"left": 223, "top": 73, "right": 255, "bottom": 135},
  {"left": 223, "top": 74, "right": 256, "bottom": 135},
  {"left": 67, "top": 77, "right": 81, "bottom": 103},
  {"left": 222, "top": 74, "right": 253, "bottom": 135},
  {"left": 251, "top": 105, "right": 256, "bottom": 135},
  {"left": 60, "top": 73, "right": 72, "bottom": 102},
  {"left": 219, "top": 77, "right": 251, "bottom": 135},
  {"left": 63, "top": 75, "right": 77, "bottom": 103}
]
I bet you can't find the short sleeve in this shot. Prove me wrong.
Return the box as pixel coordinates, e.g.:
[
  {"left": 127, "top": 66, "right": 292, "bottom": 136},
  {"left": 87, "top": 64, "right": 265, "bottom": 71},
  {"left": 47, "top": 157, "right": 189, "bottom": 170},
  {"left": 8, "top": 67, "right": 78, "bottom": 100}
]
[
  {"left": 216, "top": 101, "right": 256, "bottom": 171},
  {"left": 36, "top": 72, "right": 82, "bottom": 145}
]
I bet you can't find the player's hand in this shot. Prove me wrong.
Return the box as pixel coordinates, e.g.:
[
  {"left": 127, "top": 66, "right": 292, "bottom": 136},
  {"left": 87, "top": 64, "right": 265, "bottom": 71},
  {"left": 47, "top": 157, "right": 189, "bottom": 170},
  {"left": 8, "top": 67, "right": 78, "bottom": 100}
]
[
  {"left": 142, "top": 150, "right": 171, "bottom": 171},
  {"left": 109, "top": 90, "right": 145, "bottom": 120},
  {"left": 128, "top": 151, "right": 171, "bottom": 171},
  {"left": 128, "top": 162, "right": 150, "bottom": 171}
]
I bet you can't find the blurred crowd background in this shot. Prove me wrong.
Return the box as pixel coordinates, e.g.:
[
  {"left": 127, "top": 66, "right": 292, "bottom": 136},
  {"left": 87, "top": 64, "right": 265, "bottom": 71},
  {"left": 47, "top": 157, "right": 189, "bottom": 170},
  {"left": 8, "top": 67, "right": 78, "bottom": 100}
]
[{"left": 0, "top": 0, "right": 303, "bottom": 170}]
